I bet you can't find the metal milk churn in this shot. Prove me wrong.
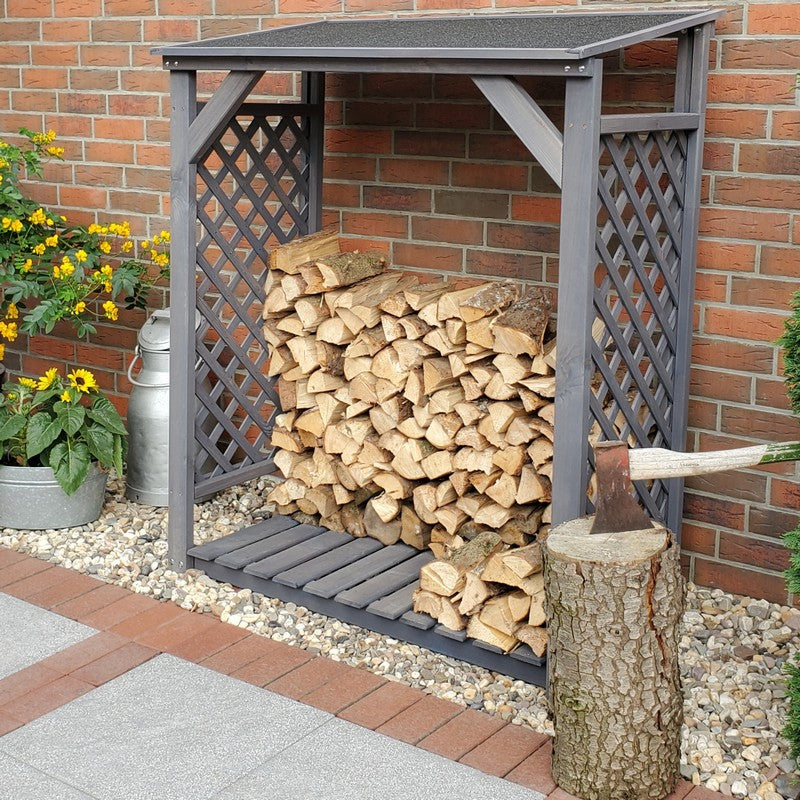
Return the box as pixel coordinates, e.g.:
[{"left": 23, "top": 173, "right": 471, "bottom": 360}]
[{"left": 125, "top": 308, "right": 205, "bottom": 506}]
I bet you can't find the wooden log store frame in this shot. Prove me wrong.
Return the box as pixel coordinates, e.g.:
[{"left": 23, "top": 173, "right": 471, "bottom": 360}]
[{"left": 157, "top": 10, "right": 720, "bottom": 686}]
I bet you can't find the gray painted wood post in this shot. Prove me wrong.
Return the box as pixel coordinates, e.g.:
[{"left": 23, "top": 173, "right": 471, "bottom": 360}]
[
  {"left": 666, "top": 23, "right": 712, "bottom": 536},
  {"left": 168, "top": 69, "right": 199, "bottom": 571},
  {"left": 302, "top": 71, "right": 325, "bottom": 233},
  {"left": 552, "top": 66, "right": 603, "bottom": 527}
]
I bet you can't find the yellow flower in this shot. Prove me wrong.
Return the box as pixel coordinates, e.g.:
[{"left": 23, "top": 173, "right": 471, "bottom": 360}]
[
  {"left": 152, "top": 235, "right": 161, "bottom": 245},
  {"left": 46, "top": 146, "right": 64, "bottom": 157},
  {"left": 0, "top": 344, "right": 4, "bottom": 360},
  {"left": 104, "top": 281, "right": 112, "bottom": 293},
  {"left": 73, "top": 301, "right": 86, "bottom": 314},
  {"left": 159, "top": 230, "right": 170, "bottom": 242},
  {"left": 149, "top": 249, "right": 158, "bottom": 260},
  {"left": 102, "top": 300, "right": 118, "bottom": 321},
  {"left": 75, "top": 249, "right": 88, "bottom": 263},
  {"left": 46, "top": 218, "right": 53, "bottom": 225},
  {"left": 88, "top": 223, "right": 102, "bottom": 235},
  {"left": 100, "top": 264, "right": 113, "bottom": 277},
  {"left": 141, "top": 240, "right": 150, "bottom": 250},
  {"left": 9, "top": 219, "right": 22, "bottom": 233},
  {"left": 45, "top": 234, "right": 58, "bottom": 247},
  {"left": 67, "top": 369, "right": 99, "bottom": 393},
  {"left": 154, "top": 252, "right": 169, "bottom": 268},
  {"left": 60, "top": 390, "right": 71, "bottom": 402},
  {"left": 53, "top": 265, "right": 61, "bottom": 279},
  {"left": 60, "top": 261, "right": 74, "bottom": 277},
  {"left": 99, "top": 241, "right": 111, "bottom": 254},
  {"left": 1, "top": 322, "right": 17, "bottom": 342},
  {"left": 5, "top": 303, "right": 18, "bottom": 319},
  {"left": 19, "top": 377, "right": 37, "bottom": 389},
  {"left": 28, "top": 208, "right": 47, "bottom": 225},
  {"left": 37, "top": 367, "right": 59, "bottom": 390},
  {"left": 121, "top": 240, "right": 133, "bottom": 253},
  {"left": 22, "top": 258, "right": 32, "bottom": 271}
]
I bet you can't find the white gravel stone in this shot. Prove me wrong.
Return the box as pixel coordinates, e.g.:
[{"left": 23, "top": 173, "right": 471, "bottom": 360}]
[{"left": 1, "top": 475, "right": 797, "bottom": 800}]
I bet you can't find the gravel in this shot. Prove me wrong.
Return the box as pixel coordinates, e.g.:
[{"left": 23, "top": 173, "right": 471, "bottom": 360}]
[{"left": 1, "top": 474, "right": 798, "bottom": 799}]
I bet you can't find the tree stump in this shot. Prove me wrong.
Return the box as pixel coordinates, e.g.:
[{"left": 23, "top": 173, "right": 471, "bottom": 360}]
[{"left": 544, "top": 517, "right": 684, "bottom": 800}]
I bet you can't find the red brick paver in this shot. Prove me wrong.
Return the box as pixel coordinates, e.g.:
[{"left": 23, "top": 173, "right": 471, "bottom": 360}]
[
  {"left": 0, "top": 663, "right": 62, "bottom": 707},
  {"left": 0, "top": 710, "right": 23, "bottom": 736},
  {"left": 38, "top": 632, "right": 127, "bottom": 675},
  {"left": 70, "top": 642, "right": 157, "bottom": 686},
  {"left": 0, "top": 557, "right": 52, "bottom": 588},
  {"left": 200, "top": 633, "right": 278, "bottom": 675},
  {"left": 418, "top": 708, "right": 506, "bottom": 761},
  {"left": 2, "top": 566, "right": 64, "bottom": 600},
  {"left": 506, "top": 737, "right": 557, "bottom": 795},
  {"left": 337, "top": 680, "right": 422, "bottom": 730},
  {"left": 230, "top": 639, "right": 313, "bottom": 686},
  {"left": 301, "top": 667, "right": 385, "bottom": 714},
  {"left": 375, "top": 693, "right": 462, "bottom": 744},
  {"left": 107, "top": 598, "right": 185, "bottom": 638},
  {"left": 52, "top": 583, "right": 132, "bottom": 623},
  {"left": 167, "top": 619, "right": 249, "bottom": 662},
  {"left": 26, "top": 571, "right": 102, "bottom": 610},
  {"left": 459, "top": 722, "right": 550, "bottom": 777},
  {"left": 80, "top": 592, "right": 158, "bottom": 630},
  {"left": 1, "top": 675, "right": 94, "bottom": 724}
]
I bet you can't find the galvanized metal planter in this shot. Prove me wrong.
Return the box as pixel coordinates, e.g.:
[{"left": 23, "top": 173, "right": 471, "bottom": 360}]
[{"left": 0, "top": 463, "right": 107, "bottom": 530}]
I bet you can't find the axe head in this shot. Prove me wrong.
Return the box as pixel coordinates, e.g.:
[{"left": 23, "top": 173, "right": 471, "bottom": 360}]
[{"left": 590, "top": 441, "right": 654, "bottom": 534}]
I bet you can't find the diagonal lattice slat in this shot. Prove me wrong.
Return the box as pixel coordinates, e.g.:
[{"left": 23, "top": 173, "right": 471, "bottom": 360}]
[
  {"left": 192, "top": 109, "right": 312, "bottom": 493},
  {"left": 590, "top": 129, "right": 688, "bottom": 520}
]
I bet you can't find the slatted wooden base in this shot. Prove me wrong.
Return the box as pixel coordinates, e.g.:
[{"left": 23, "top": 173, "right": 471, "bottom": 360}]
[{"left": 188, "top": 515, "right": 546, "bottom": 686}]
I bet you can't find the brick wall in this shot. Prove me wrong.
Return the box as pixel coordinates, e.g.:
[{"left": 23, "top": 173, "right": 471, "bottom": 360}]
[{"left": 3, "top": 0, "right": 798, "bottom": 604}]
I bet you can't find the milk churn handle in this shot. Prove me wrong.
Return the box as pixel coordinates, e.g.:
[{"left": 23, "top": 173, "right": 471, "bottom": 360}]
[{"left": 126, "top": 346, "right": 202, "bottom": 388}]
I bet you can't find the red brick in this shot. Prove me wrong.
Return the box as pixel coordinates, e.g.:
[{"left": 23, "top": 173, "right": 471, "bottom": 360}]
[
  {"left": 394, "top": 130, "right": 465, "bottom": 158},
  {"left": 0, "top": 664, "right": 61, "bottom": 707},
  {"left": 452, "top": 162, "right": 529, "bottom": 191},
  {"left": 487, "top": 222, "right": 559, "bottom": 253},
  {"left": 469, "top": 132, "right": 533, "bottom": 162},
  {"left": 26, "top": 570, "right": 102, "bottom": 610},
  {"left": 363, "top": 185, "right": 431, "bottom": 213},
  {"left": 418, "top": 709, "right": 506, "bottom": 760},
  {"left": 301, "top": 669, "right": 385, "bottom": 714},
  {"left": 707, "top": 73, "right": 796, "bottom": 105},
  {"left": 71, "top": 642, "right": 157, "bottom": 686},
  {"left": 721, "top": 406, "right": 799, "bottom": 442},
  {"left": 749, "top": 506, "right": 799, "bottom": 539},
  {"left": 511, "top": 195, "right": 561, "bottom": 225},
  {"left": 719, "top": 532, "right": 790, "bottom": 572},
  {"left": 771, "top": 478, "right": 800, "bottom": 510},
  {"left": 704, "top": 307, "right": 787, "bottom": 342},
  {"left": 761, "top": 245, "right": 798, "bottom": 277},
  {"left": 346, "top": 100, "right": 414, "bottom": 128},
  {"left": 695, "top": 241, "right": 756, "bottom": 273},
  {"left": 326, "top": 128, "right": 392, "bottom": 155},
  {"left": 379, "top": 157, "right": 449, "bottom": 186},
  {"left": 466, "top": 249, "right": 543, "bottom": 281},
  {"left": 666, "top": 780, "right": 696, "bottom": 800},
  {"left": 684, "top": 493, "right": 745, "bottom": 531},
  {"left": 133, "top": 609, "right": 218, "bottom": 650},
  {"left": 714, "top": 176, "right": 800, "bottom": 211},
  {"left": 2, "top": 566, "right": 63, "bottom": 600},
  {"left": 375, "top": 694, "right": 461, "bottom": 744},
  {"left": 167, "top": 620, "right": 250, "bottom": 662},
  {"left": 337, "top": 680, "right": 423, "bottom": 729},
  {"left": 703, "top": 141, "right": 735, "bottom": 172},
  {"left": 459, "top": 723, "right": 549, "bottom": 777},
  {"left": 279, "top": 0, "right": 340, "bottom": 13},
  {"left": 361, "top": 73, "right": 431, "bottom": 99},
  {"left": 506, "top": 737, "right": 557, "bottom": 794},
  {"left": 693, "top": 559, "right": 788, "bottom": 606},
  {"left": 686, "top": 468, "right": 767, "bottom": 505},
  {"left": 691, "top": 338, "right": 774, "bottom": 375},
  {"left": 722, "top": 39, "right": 800, "bottom": 70},
  {"left": 681, "top": 523, "right": 717, "bottom": 557},
  {"left": 547, "top": 789, "right": 582, "bottom": 800},
  {"left": 341, "top": 211, "right": 408, "bottom": 240},
  {"left": 1, "top": 675, "right": 94, "bottom": 724},
  {"left": 0, "top": 710, "right": 23, "bottom": 736},
  {"left": 704, "top": 108, "right": 767, "bottom": 140},
  {"left": 435, "top": 189, "right": 509, "bottom": 219},
  {"left": 0, "top": 557, "right": 52, "bottom": 589},
  {"left": 267, "top": 657, "right": 360, "bottom": 699},
  {"left": 699, "top": 208, "right": 790, "bottom": 243},
  {"left": 740, "top": 144, "right": 800, "bottom": 177},
  {"left": 0, "top": 548, "right": 28, "bottom": 570},
  {"left": 393, "top": 242, "right": 463, "bottom": 272},
  {"left": 771, "top": 110, "right": 800, "bottom": 140},
  {"left": 96, "top": 595, "right": 175, "bottom": 635},
  {"left": 38, "top": 632, "right": 127, "bottom": 675},
  {"left": 230, "top": 640, "right": 313, "bottom": 686},
  {"left": 748, "top": 3, "right": 800, "bottom": 34},
  {"left": 200, "top": 634, "right": 277, "bottom": 675},
  {"left": 412, "top": 215, "right": 483, "bottom": 246},
  {"left": 346, "top": 0, "right": 412, "bottom": 9},
  {"left": 417, "top": 102, "right": 491, "bottom": 130},
  {"left": 689, "top": 367, "right": 751, "bottom": 404},
  {"left": 324, "top": 155, "right": 377, "bottom": 182}
]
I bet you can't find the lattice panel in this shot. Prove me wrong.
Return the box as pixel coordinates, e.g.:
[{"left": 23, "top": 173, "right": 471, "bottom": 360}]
[
  {"left": 591, "top": 129, "right": 688, "bottom": 520},
  {"left": 193, "top": 111, "right": 312, "bottom": 489}
]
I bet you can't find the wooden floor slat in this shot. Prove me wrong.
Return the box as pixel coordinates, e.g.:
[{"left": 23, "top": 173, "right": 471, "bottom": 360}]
[
  {"left": 366, "top": 581, "right": 417, "bottom": 620},
  {"left": 188, "top": 516, "right": 298, "bottom": 561},
  {"left": 400, "top": 610, "right": 437, "bottom": 630},
  {"left": 336, "top": 552, "right": 433, "bottom": 609},
  {"left": 244, "top": 530, "right": 352, "bottom": 580},
  {"left": 304, "top": 544, "right": 416, "bottom": 599},
  {"left": 216, "top": 524, "right": 324, "bottom": 570},
  {"left": 272, "top": 538, "right": 383, "bottom": 589}
]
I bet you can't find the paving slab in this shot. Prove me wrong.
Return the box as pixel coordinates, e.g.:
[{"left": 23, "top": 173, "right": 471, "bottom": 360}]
[
  {"left": 0, "top": 592, "right": 95, "bottom": 680},
  {"left": 0, "top": 654, "right": 331, "bottom": 800},
  {"left": 213, "top": 715, "right": 547, "bottom": 800},
  {"left": 0, "top": 752, "right": 95, "bottom": 799}
]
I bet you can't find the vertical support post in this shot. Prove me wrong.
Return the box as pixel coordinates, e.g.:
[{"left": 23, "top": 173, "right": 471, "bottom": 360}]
[
  {"left": 666, "top": 23, "right": 712, "bottom": 537},
  {"left": 168, "top": 69, "right": 199, "bottom": 570},
  {"left": 302, "top": 71, "right": 325, "bottom": 234},
  {"left": 552, "top": 66, "right": 603, "bottom": 527}
]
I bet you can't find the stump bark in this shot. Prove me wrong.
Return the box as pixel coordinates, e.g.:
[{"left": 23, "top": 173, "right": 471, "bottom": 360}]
[{"left": 544, "top": 517, "right": 684, "bottom": 800}]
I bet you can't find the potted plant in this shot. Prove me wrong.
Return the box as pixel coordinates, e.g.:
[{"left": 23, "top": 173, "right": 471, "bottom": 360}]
[{"left": 0, "top": 366, "right": 126, "bottom": 528}]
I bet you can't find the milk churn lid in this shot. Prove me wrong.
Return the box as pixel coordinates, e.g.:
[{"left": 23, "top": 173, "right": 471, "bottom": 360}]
[{"left": 137, "top": 308, "right": 202, "bottom": 352}]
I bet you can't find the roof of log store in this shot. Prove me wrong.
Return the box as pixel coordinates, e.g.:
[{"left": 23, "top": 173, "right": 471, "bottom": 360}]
[{"left": 155, "top": 10, "right": 722, "bottom": 64}]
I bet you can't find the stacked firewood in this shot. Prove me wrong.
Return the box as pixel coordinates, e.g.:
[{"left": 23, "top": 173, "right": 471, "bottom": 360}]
[{"left": 262, "top": 228, "right": 556, "bottom": 654}]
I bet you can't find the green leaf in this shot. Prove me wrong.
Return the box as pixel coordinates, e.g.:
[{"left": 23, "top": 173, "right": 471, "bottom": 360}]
[
  {"left": 57, "top": 403, "right": 85, "bottom": 436},
  {"left": 26, "top": 412, "right": 62, "bottom": 460},
  {"left": 113, "top": 432, "right": 124, "bottom": 478},
  {"left": 0, "top": 413, "right": 26, "bottom": 441},
  {"left": 86, "top": 396, "right": 127, "bottom": 436},
  {"left": 49, "top": 440, "right": 91, "bottom": 496},
  {"left": 83, "top": 423, "right": 114, "bottom": 469},
  {"left": 48, "top": 441, "right": 67, "bottom": 471}
]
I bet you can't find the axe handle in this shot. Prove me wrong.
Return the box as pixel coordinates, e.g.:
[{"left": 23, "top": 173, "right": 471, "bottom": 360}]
[{"left": 627, "top": 440, "right": 800, "bottom": 481}]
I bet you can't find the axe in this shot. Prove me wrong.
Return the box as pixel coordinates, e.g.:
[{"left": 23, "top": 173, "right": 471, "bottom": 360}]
[{"left": 591, "top": 439, "right": 800, "bottom": 534}]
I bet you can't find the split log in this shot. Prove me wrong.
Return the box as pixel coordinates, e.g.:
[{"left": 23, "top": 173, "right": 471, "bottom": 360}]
[
  {"left": 317, "top": 251, "right": 387, "bottom": 288},
  {"left": 516, "top": 625, "right": 547, "bottom": 657},
  {"left": 545, "top": 517, "right": 683, "bottom": 800},
  {"left": 269, "top": 227, "right": 340, "bottom": 273},
  {"left": 492, "top": 288, "right": 553, "bottom": 357},
  {"left": 363, "top": 498, "right": 402, "bottom": 545},
  {"left": 478, "top": 590, "right": 530, "bottom": 636},
  {"left": 418, "top": 531, "right": 503, "bottom": 596},
  {"left": 466, "top": 615, "right": 518, "bottom": 653}
]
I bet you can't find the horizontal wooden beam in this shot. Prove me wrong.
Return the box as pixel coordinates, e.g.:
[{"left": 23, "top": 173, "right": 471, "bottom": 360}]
[{"left": 600, "top": 112, "right": 700, "bottom": 135}]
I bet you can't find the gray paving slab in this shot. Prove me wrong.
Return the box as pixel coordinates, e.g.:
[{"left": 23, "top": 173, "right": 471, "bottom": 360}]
[
  {"left": 0, "top": 752, "right": 96, "bottom": 800},
  {"left": 0, "top": 591, "right": 95, "bottom": 680},
  {"left": 0, "top": 654, "right": 331, "bottom": 800},
  {"left": 213, "top": 716, "right": 546, "bottom": 800}
]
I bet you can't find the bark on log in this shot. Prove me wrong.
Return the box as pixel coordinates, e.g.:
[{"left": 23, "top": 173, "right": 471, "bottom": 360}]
[{"left": 544, "top": 517, "right": 683, "bottom": 800}]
